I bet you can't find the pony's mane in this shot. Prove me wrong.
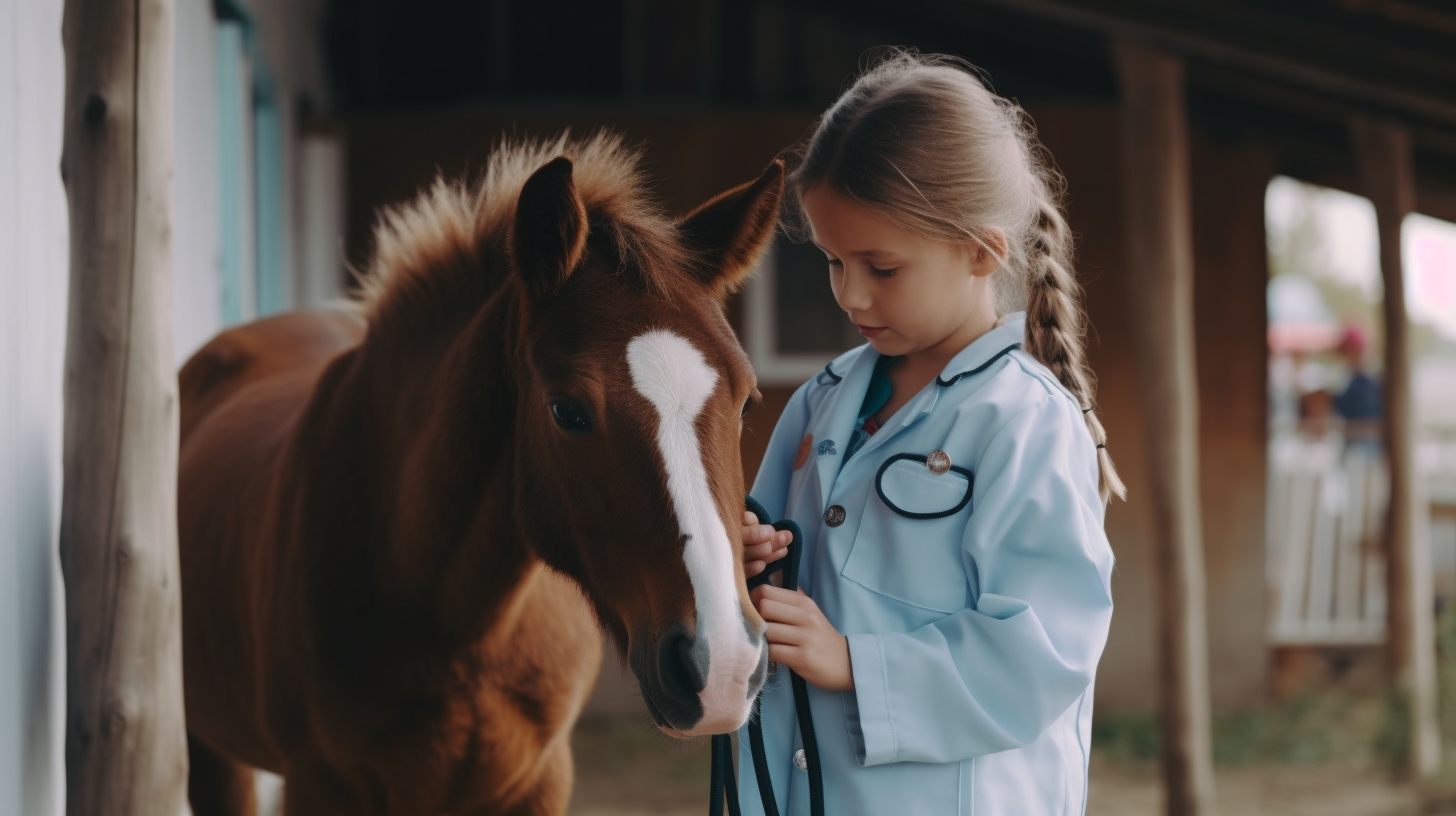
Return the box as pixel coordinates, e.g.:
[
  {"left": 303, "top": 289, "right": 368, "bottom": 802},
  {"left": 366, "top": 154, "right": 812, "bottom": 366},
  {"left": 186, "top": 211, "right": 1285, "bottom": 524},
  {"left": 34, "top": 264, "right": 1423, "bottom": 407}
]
[{"left": 354, "top": 132, "right": 694, "bottom": 322}]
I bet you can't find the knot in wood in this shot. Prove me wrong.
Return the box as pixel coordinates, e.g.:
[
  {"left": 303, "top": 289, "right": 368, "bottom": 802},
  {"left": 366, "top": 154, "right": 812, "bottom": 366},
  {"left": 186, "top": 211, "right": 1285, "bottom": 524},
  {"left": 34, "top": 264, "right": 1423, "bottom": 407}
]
[{"left": 83, "top": 93, "right": 107, "bottom": 128}]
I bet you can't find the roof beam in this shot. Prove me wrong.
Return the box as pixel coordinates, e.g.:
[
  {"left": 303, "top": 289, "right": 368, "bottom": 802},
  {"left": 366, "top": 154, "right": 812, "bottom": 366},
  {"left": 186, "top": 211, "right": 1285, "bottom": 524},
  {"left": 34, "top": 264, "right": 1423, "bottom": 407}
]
[{"left": 963, "top": 0, "right": 1456, "bottom": 130}]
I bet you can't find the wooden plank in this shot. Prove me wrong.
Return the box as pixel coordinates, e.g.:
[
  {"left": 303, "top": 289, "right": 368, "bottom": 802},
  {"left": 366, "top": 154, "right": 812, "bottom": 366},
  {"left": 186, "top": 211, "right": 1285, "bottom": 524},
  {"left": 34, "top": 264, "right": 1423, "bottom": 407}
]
[
  {"left": 1334, "top": 457, "right": 1367, "bottom": 628},
  {"left": 56, "top": 0, "right": 189, "bottom": 812},
  {"left": 1113, "top": 43, "right": 1217, "bottom": 816},
  {"left": 1433, "top": 516, "right": 1456, "bottom": 599},
  {"left": 1305, "top": 472, "right": 1338, "bottom": 636},
  {"left": 1352, "top": 118, "right": 1440, "bottom": 779},
  {"left": 1264, "top": 443, "right": 1289, "bottom": 586},
  {"left": 1273, "top": 471, "right": 1315, "bottom": 642}
]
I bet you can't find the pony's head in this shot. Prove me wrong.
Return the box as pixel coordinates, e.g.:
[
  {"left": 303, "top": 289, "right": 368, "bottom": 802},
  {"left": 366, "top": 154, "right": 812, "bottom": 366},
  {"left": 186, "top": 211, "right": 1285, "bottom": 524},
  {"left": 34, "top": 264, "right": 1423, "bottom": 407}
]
[{"left": 503, "top": 139, "right": 781, "bottom": 737}]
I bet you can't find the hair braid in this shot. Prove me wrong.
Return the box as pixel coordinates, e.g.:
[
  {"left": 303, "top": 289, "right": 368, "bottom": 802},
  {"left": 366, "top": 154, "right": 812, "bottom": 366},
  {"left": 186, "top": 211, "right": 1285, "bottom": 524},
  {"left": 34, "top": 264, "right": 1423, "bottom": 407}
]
[{"left": 1024, "top": 180, "right": 1127, "bottom": 502}]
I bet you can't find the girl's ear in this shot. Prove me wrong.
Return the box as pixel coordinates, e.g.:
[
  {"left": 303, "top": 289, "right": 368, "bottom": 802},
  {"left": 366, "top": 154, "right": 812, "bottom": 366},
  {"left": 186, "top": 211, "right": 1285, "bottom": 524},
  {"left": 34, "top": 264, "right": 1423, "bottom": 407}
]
[
  {"left": 512, "top": 156, "right": 589, "bottom": 302},
  {"left": 678, "top": 159, "right": 786, "bottom": 298},
  {"left": 969, "top": 228, "right": 1009, "bottom": 278}
]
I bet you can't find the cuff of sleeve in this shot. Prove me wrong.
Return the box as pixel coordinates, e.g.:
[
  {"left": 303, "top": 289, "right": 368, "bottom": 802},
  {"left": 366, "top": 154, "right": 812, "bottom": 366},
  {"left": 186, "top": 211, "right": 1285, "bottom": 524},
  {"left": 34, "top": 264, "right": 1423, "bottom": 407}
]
[{"left": 844, "top": 633, "right": 898, "bottom": 766}]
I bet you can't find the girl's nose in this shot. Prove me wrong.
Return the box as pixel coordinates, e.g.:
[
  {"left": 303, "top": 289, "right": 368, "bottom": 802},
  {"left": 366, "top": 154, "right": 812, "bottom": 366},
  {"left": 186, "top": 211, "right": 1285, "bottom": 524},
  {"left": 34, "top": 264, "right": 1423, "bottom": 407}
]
[{"left": 834, "top": 268, "right": 872, "bottom": 312}]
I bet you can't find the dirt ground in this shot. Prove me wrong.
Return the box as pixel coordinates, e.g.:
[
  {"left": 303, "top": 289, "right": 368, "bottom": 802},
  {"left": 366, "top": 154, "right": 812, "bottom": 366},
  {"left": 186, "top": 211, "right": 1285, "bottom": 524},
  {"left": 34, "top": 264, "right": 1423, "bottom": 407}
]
[{"left": 566, "top": 716, "right": 1426, "bottom": 816}]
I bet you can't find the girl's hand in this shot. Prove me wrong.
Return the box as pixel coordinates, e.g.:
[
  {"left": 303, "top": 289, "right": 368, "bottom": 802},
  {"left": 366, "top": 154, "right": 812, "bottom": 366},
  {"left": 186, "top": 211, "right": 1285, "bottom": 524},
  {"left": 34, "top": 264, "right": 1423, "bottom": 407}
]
[
  {"left": 750, "top": 585, "right": 854, "bottom": 691},
  {"left": 741, "top": 511, "right": 792, "bottom": 578}
]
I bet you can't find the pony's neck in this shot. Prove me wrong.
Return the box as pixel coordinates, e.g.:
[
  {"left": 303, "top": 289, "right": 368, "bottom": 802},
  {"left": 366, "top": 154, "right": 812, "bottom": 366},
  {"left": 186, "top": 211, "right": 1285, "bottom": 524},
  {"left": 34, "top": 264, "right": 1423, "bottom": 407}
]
[
  {"left": 293, "top": 272, "right": 538, "bottom": 663},
  {"left": 372, "top": 281, "right": 537, "bottom": 643}
]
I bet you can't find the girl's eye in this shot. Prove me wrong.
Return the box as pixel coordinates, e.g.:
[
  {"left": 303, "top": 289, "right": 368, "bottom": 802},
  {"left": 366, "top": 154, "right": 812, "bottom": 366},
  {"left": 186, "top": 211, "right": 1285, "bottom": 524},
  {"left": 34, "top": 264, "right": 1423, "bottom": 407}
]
[
  {"left": 869, "top": 265, "right": 898, "bottom": 277},
  {"left": 550, "top": 401, "right": 592, "bottom": 433}
]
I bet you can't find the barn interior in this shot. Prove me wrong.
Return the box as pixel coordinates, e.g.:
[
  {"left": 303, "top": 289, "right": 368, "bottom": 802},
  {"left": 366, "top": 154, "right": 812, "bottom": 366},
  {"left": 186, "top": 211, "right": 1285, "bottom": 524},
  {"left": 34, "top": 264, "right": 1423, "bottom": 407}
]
[{"left": 7, "top": 0, "right": 1456, "bottom": 813}]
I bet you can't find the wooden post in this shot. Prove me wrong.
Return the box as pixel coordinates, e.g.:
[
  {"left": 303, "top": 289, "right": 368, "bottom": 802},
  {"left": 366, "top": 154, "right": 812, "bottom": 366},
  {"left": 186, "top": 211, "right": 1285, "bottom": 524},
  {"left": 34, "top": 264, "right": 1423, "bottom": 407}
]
[
  {"left": 58, "top": 0, "right": 189, "bottom": 813},
  {"left": 1114, "top": 43, "right": 1218, "bottom": 816},
  {"left": 1352, "top": 118, "right": 1440, "bottom": 780}
]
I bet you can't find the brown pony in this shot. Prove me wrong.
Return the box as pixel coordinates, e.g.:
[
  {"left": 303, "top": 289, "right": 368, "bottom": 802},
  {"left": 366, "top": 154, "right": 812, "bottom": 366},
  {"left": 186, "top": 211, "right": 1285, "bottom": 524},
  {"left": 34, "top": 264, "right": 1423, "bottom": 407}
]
[{"left": 178, "top": 134, "right": 783, "bottom": 815}]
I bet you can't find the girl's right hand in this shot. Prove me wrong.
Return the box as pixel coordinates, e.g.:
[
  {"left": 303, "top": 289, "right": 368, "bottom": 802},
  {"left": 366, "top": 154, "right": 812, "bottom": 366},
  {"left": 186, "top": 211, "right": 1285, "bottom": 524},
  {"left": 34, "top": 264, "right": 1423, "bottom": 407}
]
[{"left": 741, "top": 511, "right": 792, "bottom": 578}]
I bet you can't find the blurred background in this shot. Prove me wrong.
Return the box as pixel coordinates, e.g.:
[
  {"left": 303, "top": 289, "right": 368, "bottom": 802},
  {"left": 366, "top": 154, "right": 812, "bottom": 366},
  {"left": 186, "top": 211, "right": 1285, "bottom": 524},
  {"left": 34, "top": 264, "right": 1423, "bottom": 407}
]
[{"left": 6, "top": 0, "right": 1456, "bottom": 814}]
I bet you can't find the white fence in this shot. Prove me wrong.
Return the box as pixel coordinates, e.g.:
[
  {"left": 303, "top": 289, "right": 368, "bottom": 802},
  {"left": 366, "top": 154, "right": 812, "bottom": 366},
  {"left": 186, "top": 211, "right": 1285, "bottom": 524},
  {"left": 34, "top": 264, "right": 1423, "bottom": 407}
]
[{"left": 1268, "top": 428, "right": 1456, "bottom": 646}]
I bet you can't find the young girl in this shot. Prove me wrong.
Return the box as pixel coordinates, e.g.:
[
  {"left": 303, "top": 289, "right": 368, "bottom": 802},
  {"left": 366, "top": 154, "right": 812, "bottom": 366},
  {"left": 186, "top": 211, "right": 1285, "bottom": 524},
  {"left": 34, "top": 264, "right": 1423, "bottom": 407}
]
[{"left": 737, "top": 52, "right": 1125, "bottom": 816}]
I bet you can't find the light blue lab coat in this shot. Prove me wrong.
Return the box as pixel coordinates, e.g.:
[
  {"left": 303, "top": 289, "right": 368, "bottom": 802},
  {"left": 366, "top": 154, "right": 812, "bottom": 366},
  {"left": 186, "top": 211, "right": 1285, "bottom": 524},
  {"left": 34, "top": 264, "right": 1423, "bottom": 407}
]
[{"left": 737, "top": 313, "right": 1114, "bottom": 816}]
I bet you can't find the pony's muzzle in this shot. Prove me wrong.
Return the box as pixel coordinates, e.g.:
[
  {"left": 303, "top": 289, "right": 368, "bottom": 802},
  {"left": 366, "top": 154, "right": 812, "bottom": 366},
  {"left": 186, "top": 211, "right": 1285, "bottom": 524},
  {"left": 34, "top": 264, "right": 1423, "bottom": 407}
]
[
  {"left": 636, "top": 624, "right": 708, "bottom": 731},
  {"left": 661, "top": 625, "right": 710, "bottom": 699},
  {"left": 634, "top": 624, "right": 766, "bottom": 735}
]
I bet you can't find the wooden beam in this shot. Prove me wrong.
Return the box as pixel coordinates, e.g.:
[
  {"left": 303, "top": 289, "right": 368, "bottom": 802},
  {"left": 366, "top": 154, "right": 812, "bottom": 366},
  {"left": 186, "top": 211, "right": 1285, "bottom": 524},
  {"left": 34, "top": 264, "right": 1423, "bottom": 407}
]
[
  {"left": 1337, "top": 0, "right": 1456, "bottom": 38},
  {"left": 1113, "top": 43, "right": 1218, "bottom": 816},
  {"left": 1193, "top": 65, "right": 1456, "bottom": 165},
  {"left": 967, "top": 0, "right": 1456, "bottom": 130},
  {"left": 1351, "top": 118, "right": 1441, "bottom": 780},
  {"left": 57, "top": 0, "right": 189, "bottom": 813}
]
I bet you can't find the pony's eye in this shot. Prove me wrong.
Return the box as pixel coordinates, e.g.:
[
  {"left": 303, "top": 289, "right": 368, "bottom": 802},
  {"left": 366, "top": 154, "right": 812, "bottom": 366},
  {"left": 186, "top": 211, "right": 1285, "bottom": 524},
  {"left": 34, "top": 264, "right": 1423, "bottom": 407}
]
[
  {"left": 741, "top": 399, "right": 753, "bottom": 419},
  {"left": 550, "top": 401, "right": 592, "bottom": 433}
]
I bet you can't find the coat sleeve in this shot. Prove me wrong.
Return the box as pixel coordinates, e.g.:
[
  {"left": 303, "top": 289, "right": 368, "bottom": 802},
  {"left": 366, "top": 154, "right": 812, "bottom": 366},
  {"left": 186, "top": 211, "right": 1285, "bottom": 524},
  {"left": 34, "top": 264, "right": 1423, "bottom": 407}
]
[
  {"left": 748, "top": 378, "right": 813, "bottom": 520},
  {"left": 842, "top": 392, "right": 1115, "bottom": 766},
  {"left": 736, "top": 378, "right": 816, "bottom": 816}
]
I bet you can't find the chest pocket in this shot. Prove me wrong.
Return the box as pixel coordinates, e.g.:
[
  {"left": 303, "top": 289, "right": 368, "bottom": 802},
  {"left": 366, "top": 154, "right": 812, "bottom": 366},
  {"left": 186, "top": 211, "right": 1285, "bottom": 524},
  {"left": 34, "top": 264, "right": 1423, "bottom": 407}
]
[{"left": 839, "top": 453, "right": 974, "bottom": 615}]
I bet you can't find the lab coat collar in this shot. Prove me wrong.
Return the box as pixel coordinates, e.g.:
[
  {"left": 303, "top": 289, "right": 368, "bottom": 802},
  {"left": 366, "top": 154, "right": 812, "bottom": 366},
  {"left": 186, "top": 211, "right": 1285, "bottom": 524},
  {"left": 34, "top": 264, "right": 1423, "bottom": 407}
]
[
  {"left": 935, "top": 312, "right": 1026, "bottom": 387},
  {"left": 810, "top": 346, "right": 879, "bottom": 502},
  {"left": 861, "top": 313, "right": 1029, "bottom": 451},
  {"left": 808, "top": 315, "right": 1027, "bottom": 497}
]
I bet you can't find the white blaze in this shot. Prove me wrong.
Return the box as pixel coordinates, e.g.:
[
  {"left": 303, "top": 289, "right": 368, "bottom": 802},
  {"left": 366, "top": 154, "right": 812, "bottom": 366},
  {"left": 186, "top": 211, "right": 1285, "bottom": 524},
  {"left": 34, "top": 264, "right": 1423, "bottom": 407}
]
[{"left": 626, "top": 329, "right": 758, "bottom": 727}]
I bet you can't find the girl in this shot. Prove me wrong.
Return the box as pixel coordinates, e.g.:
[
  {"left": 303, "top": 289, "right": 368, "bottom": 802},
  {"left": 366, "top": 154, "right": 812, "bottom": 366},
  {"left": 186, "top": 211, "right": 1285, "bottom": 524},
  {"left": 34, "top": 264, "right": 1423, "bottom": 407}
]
[{"left": 737, "top": 51, "right": 1125, "bottom": 816}]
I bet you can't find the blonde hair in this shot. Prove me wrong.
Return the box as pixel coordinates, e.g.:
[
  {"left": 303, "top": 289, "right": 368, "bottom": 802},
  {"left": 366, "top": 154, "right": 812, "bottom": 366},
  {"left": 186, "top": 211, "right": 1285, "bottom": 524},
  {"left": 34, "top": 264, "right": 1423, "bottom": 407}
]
[{"left": 786, "top": 51, "right": 1126, "bottom": 502}]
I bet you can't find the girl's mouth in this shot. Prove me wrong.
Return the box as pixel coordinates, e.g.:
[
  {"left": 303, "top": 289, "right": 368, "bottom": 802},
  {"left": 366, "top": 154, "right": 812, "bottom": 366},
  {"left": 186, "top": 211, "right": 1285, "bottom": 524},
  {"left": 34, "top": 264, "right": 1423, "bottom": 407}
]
[{"left": 856, "top": 325, "right": 886, "bottom": 338}]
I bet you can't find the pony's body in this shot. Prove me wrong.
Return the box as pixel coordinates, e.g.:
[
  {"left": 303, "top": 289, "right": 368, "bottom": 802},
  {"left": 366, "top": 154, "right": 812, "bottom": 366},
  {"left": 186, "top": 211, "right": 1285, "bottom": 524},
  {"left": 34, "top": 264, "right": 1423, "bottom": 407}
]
[{"left": 178, "top": 136, "right": 784, "bottom": 815}]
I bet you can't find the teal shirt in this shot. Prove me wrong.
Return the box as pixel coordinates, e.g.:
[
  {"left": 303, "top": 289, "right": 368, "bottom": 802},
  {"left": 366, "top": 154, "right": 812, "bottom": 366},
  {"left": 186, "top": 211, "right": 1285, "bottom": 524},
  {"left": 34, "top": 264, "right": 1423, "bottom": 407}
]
[{"left": 739, "top": 313, "right": 1114, "bottom": 816}]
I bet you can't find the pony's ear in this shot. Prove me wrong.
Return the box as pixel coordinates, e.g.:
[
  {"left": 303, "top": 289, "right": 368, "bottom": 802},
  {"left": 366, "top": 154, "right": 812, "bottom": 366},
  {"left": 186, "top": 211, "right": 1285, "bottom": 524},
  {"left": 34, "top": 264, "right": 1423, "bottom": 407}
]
[
  {"left": 678, "top": 159, "right": 785, "bottom": 297},
  {"left": 512, "top": 156, "right": 589, "bottom": 301}
]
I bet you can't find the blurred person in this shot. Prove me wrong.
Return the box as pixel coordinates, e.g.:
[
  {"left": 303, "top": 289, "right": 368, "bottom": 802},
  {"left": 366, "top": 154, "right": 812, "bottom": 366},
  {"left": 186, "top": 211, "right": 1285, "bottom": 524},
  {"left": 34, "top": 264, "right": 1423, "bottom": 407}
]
[
  {"left": 736, "top": 51, "right": 1120, "bottom": 816},
  {"left": 1296, "top": 351, "right": 1338, "bottom": 437},
  {"left": 1331, "top": 324, "right": 1382, "bottom": 446}
]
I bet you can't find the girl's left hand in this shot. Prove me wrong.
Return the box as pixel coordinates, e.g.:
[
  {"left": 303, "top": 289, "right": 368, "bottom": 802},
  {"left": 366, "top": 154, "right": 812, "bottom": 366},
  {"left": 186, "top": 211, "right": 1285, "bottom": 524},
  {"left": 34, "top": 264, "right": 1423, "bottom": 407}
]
[{"left": 750, "top": 585, "right": 854, "bottom": 691}]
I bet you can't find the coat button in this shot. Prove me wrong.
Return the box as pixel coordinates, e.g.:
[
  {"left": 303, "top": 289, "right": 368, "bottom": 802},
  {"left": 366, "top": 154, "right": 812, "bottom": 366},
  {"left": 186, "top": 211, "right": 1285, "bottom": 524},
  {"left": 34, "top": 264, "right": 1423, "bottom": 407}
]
[
  {"left": 793, "top": 748, "right": 808, "bottom": 770},
  {"left": 824, "top": 505, "right": 846, "bottom": 527},
  {"left": 926, "top": 449, "right": 952, "bottom": 474}
]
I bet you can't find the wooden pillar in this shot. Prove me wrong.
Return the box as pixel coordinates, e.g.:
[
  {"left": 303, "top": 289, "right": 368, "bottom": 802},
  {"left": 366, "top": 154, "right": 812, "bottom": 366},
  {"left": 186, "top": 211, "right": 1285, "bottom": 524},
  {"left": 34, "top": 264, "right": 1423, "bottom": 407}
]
[
  {"left": 1352, "top": 118, "right": 1440, "bottom": 780},
  {"left": 1114, "top": 43, "right": 1217, "bottom": 816},
  {"left": 58, "top": 0, "right": 189, "bottom": 813}
]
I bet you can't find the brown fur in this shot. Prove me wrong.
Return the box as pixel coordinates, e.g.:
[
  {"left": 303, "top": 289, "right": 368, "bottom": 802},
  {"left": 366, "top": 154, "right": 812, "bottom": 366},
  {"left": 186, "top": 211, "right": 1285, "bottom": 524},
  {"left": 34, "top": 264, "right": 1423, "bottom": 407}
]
[{"left": 178, "top": 134, "right": 783, "bottom": 815}]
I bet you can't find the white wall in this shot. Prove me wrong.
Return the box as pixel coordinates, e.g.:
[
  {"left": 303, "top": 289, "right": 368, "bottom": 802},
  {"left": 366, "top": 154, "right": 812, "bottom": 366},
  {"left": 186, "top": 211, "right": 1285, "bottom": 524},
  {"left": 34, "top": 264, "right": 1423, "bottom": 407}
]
[
  {"left": 0, "top": 0, "right": 70, "bottom": 812},
  {"left": 173, "top": 0, "right": 226, "bottom": 363}
]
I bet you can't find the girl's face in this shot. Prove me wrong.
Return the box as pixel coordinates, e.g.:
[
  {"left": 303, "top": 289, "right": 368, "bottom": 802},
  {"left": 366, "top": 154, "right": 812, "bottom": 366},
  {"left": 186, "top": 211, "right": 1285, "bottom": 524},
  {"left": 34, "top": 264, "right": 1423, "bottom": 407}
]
[{"left": 801, "top": 186, "right": 1002, "bottom": 370}]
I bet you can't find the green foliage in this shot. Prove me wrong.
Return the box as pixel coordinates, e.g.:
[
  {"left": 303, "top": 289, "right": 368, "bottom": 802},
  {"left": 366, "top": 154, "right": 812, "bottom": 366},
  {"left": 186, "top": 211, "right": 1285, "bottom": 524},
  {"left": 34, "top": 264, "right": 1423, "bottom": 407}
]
[
  {"left": 1372, "top": 688, "right": 1410, "bottom": 778},
  {"left": 1093, "top": 692, "right": 1387, "bottom": 768},
  {"left": 1426, "top": 601, "right": 1456, "bottom": 790},
  {"left": 1091, "top": 711, "right": 1161, "bottom": 762}
]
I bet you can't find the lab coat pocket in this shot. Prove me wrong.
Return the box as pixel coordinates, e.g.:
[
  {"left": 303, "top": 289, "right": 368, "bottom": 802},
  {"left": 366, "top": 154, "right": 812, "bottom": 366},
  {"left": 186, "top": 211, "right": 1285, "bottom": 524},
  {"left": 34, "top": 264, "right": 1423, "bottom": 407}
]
[
  {"left": 840, "top": 454, "right": 974, "bottom": 615},
  {"left": 874, "top": 454, "right": 973, "bottom": 518}
]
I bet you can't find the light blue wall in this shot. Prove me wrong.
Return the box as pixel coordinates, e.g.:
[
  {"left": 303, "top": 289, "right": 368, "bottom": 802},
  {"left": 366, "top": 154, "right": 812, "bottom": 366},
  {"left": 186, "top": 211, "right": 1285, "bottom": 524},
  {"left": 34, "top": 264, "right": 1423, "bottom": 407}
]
[{"left": 216, "top": 16, "right": 254, "bottom": 328}]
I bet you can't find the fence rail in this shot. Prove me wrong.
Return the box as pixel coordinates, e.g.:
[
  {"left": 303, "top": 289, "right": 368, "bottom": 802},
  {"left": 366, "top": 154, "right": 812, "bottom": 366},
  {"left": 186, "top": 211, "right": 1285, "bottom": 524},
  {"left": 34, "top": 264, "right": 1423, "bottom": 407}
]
[{"left": 1267, "top": 428, "right": 1456, "bottom": 646}]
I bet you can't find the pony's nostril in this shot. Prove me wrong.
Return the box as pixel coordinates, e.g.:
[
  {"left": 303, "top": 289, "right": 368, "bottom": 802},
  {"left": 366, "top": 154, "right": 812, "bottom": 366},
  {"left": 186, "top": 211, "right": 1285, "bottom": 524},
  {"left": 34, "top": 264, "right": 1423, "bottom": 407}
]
[{"left": 660, "top": 627, "right": 709, "bottom": 697}]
